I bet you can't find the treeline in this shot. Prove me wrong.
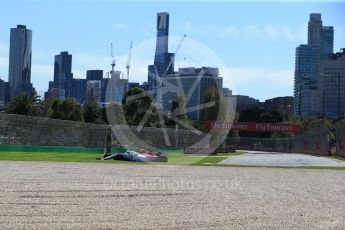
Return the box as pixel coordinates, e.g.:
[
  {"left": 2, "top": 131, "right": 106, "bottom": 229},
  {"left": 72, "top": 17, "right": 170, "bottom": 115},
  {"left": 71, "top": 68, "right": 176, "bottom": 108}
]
[
  {"left": 230, "top": 107, "right": 337, "bottom": 139},
  {"left": 3, "top": 87, "right": 204, "bottom": 128},
  {"left": 5, "top": 92, "right": 108, "bottom": 124},
  {"left": 4, "top": 88, "right": 338, "bottom": 138}
]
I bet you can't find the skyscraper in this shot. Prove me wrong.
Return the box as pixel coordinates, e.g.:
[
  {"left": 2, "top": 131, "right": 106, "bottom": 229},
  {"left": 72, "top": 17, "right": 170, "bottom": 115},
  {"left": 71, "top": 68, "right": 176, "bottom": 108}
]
[
  {"left": 294, "top": 13, "right": 334, "bottom": 116},
  {"left": 162, "top": 67, "right": 223, "bottom": 120},
  {"left": 321, "top": 26, "right": 334, "bottom": 59},
  {"left": 86, "top": 70, "right": 103, "bottom": 81},
  {"left": 308, "top": 13, "right": 322, "bottom": 47},
  {"left": 0, "top": 79, "right": 10, "bottom": 107},
  {"left": 8, "top": 25, "right": 33, "bottom": 99},
  {"left": 148, "top": 12, "right": 175, "bottom": 96},
  {"left": 65, "top": 78, "right": 86, "bottom": 103},
  {"left": 54, "top": 51, "right": 73, "bottom": 99},
  {"left": 317, "top": 49, "right": 345, "bottom": 118}
]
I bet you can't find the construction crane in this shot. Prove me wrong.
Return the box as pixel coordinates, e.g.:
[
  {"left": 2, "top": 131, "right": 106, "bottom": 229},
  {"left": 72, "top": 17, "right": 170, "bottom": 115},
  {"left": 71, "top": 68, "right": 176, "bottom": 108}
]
[
  {"left": 126, "top": 41, "right": 133, "bottom": 81},
  {"left": 110, "top": 42, "right": 116, "bottom": 78}
]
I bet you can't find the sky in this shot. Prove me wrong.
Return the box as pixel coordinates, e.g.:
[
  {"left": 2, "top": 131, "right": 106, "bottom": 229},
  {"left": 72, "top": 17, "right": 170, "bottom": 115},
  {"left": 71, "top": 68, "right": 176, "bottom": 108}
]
[{"left": 0, "top": 0, "right": 345, "bottom": 101}]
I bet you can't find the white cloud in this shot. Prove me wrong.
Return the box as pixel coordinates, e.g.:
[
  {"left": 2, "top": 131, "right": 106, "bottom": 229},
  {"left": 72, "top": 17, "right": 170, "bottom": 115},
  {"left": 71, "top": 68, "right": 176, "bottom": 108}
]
[
  {"left": 219, "top": 24, "right": 302, "bottom": 42},
  {"left": 113, "top": 23, "right": 128, "bottom": 29},
  {"left": 218, "top": 25, "right": 240, "bottom": 38}
]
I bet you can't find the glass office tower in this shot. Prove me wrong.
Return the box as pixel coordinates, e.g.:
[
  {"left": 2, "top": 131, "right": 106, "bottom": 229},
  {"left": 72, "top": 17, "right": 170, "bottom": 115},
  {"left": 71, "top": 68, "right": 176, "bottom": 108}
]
[
  {"left": 54, "top": 51, "right": 73, "bottom": 99},
  {"left": 8, "top": 25, "right": 33, "bottom": 98}
]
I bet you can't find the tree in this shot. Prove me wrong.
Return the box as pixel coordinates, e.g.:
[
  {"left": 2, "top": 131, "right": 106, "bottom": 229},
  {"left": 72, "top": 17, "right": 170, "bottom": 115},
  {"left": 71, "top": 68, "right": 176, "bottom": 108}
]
[
  {"left": 167, "top": 96, "right": 188, "bottom": 126},
  {"left": 201, "top": 87, "right": 220, "bottom": 121},
  {"left": 6, "top": 93, "right": 41, "bottom": 116},
  {"left": 50, "top": 97, "right": 83, "bottom": 122},
  {"left": 83, "top": 101, "right": 103, "bottom": 124},
  {"left": 36, "top": 98, "right": 54, "bottom": 118},
  {"left": 122, "top": 87, "right": 157, "bottom": 126},
  {"left": 238, "top": 108, "right": 284, "bottom": 138},
  {"left": 103, "top": 103, "right": 126, "bottom": 125}
]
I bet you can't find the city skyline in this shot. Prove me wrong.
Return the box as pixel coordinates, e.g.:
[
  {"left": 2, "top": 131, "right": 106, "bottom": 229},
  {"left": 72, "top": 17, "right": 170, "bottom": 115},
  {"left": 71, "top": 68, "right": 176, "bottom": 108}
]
[{"left": 1, "top": 1, "right": 345, "bottom": 101}]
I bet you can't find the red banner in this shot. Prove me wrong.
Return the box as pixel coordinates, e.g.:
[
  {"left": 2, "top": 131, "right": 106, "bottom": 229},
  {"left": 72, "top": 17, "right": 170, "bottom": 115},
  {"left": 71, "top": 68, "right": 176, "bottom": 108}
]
[{"left": 206, "top": 121, "right": 301, "bottom": 133}]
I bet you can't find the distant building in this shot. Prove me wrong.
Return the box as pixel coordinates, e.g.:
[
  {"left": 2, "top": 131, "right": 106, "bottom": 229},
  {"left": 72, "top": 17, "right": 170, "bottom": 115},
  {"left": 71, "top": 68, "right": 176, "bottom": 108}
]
[
  {"left": 299, "top": 80, "right": 320, "bottom": 116},
  {"left": 101, "top": 71, "right": 128, "bottom": 106},
  {"left": 86, "top": 70, "right": 104, "bottom": 104},
  {"left": 222, "top": 88, "right": 232, "bottom": 97},
  {"left": 162, "top": 67, "right": 223, "bottom": 120},
  {"left": 231, "top": 95, "right": 259, "bottom": 113},
  {"left": 321, "top": 26, "right": 334, "bottom": 59},
  {"left": 294, "top": 45, "right": 319, "bottom": 115},
  {"left": 8, "top": 25, "right": 33, "bottom": 99},
  {"left": 0, "top": 79, "right": 10, "bottom": 107},
  {"left": 263, "top": 96, "right": 294, "bottom": 116},
  {"left": 128, "top": 82, "right": 140, "bottom": 90},
  {"left": 148, "top": 12, "right": 175, "bottom": 97},
  {"left": 53, "top": 51, "right": 73, "bottom": 99},
  {"left": 317, "top": 49, "right": 345, "bottom": 118},
  {"left": 308, "top": 13, "right": 334, "bottom": 59},
  {"left": 140, "top": 82, "right": 149, "bottom": 91},
  {"left": 294, "top": 13, "right": 334, "bottom": 116},
  {"left": 86, "top": 80, "right": 101, "bottom": 104},
  {"left": 66, "top": 78, "right": 86, "bottom": 103},
  {"left": 86, "top": 70, "right": 103, "bottom": 81}
]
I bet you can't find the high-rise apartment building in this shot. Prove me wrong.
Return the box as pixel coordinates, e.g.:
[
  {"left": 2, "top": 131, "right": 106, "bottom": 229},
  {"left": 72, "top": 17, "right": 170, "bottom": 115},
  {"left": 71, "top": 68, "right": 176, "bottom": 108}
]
[
  {"left": 321, "top": 26, "right": 334, "bottom": 59},
  {"left": 8, "top": 25, "right": 33, "bottom": 99},
  {"left": 294, "top": 13, "right": 334, "bottom": 116}
]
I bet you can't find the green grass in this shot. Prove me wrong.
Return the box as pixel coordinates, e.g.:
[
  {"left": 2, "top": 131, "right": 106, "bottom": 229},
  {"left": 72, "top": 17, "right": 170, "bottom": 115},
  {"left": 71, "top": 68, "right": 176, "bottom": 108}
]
[
  {"left": 327, "top": 156, "right": 345, "bottom": 161},
  {"left": 216, "top": 151, "right": 246, "bottom": 156},
  {"left": 1, "top": 149, "right": 344, "bottom": 170},
  {"left": 0, "top": 151, "right": 107, "bottom": 163},
  {"left": 0, "top": 148, "right": 231, "bottom": 166}
]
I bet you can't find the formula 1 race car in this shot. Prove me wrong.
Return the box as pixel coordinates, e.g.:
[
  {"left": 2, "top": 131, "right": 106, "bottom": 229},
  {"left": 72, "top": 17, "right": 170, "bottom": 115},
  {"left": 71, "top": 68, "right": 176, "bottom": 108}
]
[{"left": 102, "top": 149, "right": 168, "bottom": 162}]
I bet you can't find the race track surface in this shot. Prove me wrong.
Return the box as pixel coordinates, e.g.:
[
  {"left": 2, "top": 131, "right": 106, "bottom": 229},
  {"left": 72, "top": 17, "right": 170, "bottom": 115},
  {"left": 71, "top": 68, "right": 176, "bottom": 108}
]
[{"left": 220, "top": 151, "right": 345, "bottom": 167}]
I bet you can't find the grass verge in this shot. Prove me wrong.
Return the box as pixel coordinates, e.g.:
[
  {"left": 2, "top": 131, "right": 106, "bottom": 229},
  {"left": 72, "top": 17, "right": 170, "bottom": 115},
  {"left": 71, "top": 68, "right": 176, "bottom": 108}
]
[
  {"left": 1, "top": 149, "right": 344, "bottom": 170},
  {"left": 0, "top": 149, "right": 229, "bottom": 166}
]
